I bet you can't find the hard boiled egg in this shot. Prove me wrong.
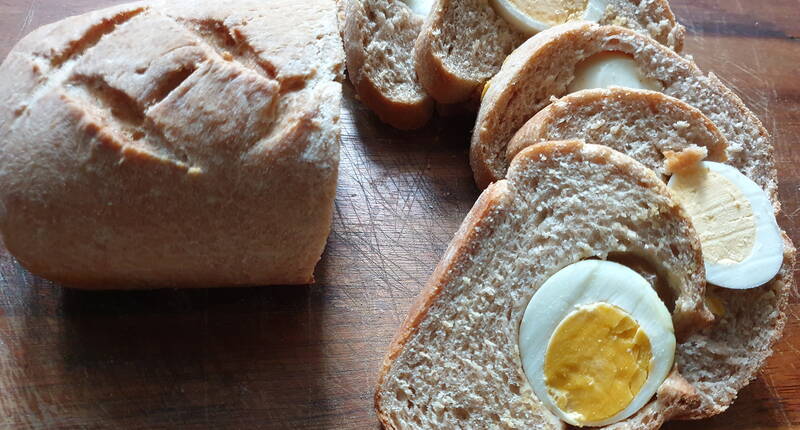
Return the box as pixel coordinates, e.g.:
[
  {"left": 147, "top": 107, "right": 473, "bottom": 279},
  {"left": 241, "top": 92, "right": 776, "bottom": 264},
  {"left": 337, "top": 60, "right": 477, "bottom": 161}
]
[
  {"left": 667, "top": 161, "right": 783, "bottom": 289},
  {"left": 402, "top": 0, "right": 435, "bottom": 16},
  {"left": 519, "top": 260, "right": 675, "bottom": 427},
  {"left": 568, "top": 51, "right": 662, "bottom": 93},
  {"left": 491, "top": 0, "right": 606, "bottom": 35}
]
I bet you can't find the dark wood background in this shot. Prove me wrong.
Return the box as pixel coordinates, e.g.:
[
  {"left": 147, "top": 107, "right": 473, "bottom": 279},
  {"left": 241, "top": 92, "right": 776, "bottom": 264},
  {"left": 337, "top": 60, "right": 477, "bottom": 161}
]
[{"left": 0, "top": 0, "right": 798, "bottom": 428}]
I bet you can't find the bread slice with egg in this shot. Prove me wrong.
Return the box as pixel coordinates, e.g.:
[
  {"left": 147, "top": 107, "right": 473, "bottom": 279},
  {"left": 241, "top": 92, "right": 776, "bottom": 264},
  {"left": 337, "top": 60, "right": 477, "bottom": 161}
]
[
  {"left": 506, "top": 87, "right": 729, "bottom": 181},
  {"left": 471, "top": 23, "right": 796, "bottom": 418},
  {"left": 414, "top": 0, "right": 683, "bottom": 105},
  {"left": 471, "top": 22, "right": 776, "bottom": 193},
  {"left": 341, "top": 0, "right": 434, "bottom": 129},
  {"left": 376, "top": 140, "right": 715, "bottom": 429}
]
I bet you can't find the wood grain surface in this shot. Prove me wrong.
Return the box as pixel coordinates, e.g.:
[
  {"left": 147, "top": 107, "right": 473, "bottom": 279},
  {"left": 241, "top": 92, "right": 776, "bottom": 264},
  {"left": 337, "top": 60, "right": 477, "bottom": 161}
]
[{"left": 0, "top": 0, "right": 798, "bottom": 428}]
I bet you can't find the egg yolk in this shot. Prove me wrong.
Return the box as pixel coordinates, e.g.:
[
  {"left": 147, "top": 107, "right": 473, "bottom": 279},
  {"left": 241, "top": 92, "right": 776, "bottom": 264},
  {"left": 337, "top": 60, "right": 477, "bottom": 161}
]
[
  {"left": 544, "top": 302, "right": 653, "bottom": 423},
  {"left": 669, "top": 167, "right": 757, "bottom": 265},
  {"left": 506, "top": 0, "right": 588, "bottom": 26}
]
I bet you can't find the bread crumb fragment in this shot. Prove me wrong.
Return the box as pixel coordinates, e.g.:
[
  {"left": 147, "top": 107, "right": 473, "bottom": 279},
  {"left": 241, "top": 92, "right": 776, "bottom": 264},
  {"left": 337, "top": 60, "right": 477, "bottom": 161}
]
[{"left": 663, "top": 145, "right": 708, "bottom": 175}]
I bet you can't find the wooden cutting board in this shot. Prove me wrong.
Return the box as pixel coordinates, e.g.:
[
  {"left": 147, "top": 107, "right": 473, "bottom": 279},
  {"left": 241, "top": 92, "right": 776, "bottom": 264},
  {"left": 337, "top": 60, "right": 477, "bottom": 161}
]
[{"left": 0, "top": 0, "right": 797, "bottom": 428}]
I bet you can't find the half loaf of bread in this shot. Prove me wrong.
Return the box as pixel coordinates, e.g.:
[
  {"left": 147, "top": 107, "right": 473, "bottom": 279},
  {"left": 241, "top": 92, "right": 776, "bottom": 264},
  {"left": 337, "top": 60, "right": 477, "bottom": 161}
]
[
  {"left": 376, "top": 140, "right": 715, "bottom": 429},
  {"left": 342, "top": 0, "right": 433, "bottom": 129},
  {"left": 414, "top": 0, "right": 683, "bottom": 105},
  {"left": 0, "top": 0, "right": 344, "bottom": 288}
]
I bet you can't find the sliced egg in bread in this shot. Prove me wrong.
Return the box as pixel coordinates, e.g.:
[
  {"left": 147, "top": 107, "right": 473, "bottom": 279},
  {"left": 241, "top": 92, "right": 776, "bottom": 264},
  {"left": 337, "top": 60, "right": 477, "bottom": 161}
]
[
  {"left": 491, "top": 0, "right": 606, "bottom": 35},
  {"left": 668, "top": 161, "right": 783, "bottom": 289},
  {"left": 402, "top": 0, "right": 435, "bottom": 16},
  {"left": 519, "top": 259, "right": 675, "bottom": 427},
  {"left": 568, "top": 51, "right": 662, "bottom": 93}
]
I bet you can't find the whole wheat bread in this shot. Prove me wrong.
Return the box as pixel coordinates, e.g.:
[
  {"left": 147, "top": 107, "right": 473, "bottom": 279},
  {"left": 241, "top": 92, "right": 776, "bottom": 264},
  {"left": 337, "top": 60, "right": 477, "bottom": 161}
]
[
  {"left": 376, "top": 140, "right": 718, "bottom": 429},
  {"left": 500, "top": 86, "right": 797, "bottom": 419},
  {"left": 0, "top": 0, "right": 344, "bottom": 288},
  {"left": 507, "top": 88, "right": 729, "bottom": 180},
  {"left": 342, "top": 0, "right": 433, "bottom": 129},
  {"left": 471, "top": 22, "right": 777, "bottom": 198},
  {"left": 414, "top": 0, "right": 684, "bottom": 105},
  {"left": 470, "top": 27, "right": 795, "bottom": 417}
]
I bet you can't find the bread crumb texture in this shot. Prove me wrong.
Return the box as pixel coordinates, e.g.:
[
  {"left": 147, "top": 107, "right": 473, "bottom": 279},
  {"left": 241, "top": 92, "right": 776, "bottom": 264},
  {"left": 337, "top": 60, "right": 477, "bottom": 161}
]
[{"left": 377, "top": 141, "right": 716, "bottom": 429}]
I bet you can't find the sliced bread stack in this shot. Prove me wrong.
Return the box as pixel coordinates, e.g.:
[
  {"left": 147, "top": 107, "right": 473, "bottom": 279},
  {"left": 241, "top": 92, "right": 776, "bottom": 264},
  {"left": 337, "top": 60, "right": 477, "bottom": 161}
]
[
  {"left": 415, "top": 0, "right": 684, "bottom": 105},
  {"left": 471, "top": 22, "right": 777, "bottom": 192},
  {"left": 376, "top": 140, "right": 714, "bottom": 429},
  {"left": 340, "top": 0, "right": 685, "bottom": 128},
  {"left": 378, "top": 16, "right": 794, "bottom": 430}
]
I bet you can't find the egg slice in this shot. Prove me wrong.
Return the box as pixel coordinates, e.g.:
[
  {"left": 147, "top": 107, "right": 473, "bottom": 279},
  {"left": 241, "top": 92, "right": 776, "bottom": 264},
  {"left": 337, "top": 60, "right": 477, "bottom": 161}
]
[
  {"left": 491, "top": 0, "right": 606, "bottom": 35},
  {"left": 402, "top": 0, "right": 435, "bottom": 16},
  {"left": 519, "top": 259, "right": 675, "bottom": 427},
  {"left": 667, "top": 161, "right": 783, "bottom": 289},
  {"left": 568, "top": 51, "right": 662, "bottom": 93}
]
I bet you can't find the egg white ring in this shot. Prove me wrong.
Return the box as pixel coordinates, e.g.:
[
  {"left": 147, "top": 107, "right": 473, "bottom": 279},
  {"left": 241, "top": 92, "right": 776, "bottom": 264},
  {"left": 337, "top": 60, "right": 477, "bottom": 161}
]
[
  {"left": 489, "top": 0, "right": 607, "bottom": 35},
  {"left": 401, "top": 0, "right": 434, "bottom": 16},
  {"left": 519, "top": 260, "right": 676, "bottom": 427},
  {"left": 667, "top": 161, "right": 783, "bottom": 289}
]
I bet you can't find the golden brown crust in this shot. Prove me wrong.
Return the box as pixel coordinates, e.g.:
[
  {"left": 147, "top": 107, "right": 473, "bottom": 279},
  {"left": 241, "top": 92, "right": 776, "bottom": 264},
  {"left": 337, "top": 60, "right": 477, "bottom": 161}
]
[
  {"left": 0, "top": 0, "right": 343, "bottom": 288},
  {"left": 375, "top": 179, "right": 512, "bottom": 429}
]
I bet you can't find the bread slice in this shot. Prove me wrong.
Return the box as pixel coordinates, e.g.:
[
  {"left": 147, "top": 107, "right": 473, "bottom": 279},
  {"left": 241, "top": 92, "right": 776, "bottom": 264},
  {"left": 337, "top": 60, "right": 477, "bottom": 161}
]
[
  {"left": 0, "top": 0, "right": 344, "bottom": 288},
  {"left": 414, "top": 0, "right": 684, "bottom": 105},
  {"left": 507, "top": 88, "right": 729, "bottom": 181},
  {"left": 342, "top": 0, "right": 433, "bottom": 129},
  {"left": 376, "top": 140, "right": 716, "bottom": 429},
  {"left": 471, "top": 22, "right": 777, "bottom": 197}
]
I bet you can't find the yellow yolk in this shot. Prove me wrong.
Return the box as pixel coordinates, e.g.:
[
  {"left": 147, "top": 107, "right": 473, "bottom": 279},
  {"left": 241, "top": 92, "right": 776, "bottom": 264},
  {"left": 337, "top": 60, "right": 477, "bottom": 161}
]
[
  {"left": 669, "top": 168, "right": 757, "bottom": 265},
  {"left": 543, "top": 302, "right": 653, "bottom": 423},
  {"left": 568, "top": 51, "right": 662, "bottom": 93},
  {"left": 505, "top": 0, "right": 588, "bottom": 26}
]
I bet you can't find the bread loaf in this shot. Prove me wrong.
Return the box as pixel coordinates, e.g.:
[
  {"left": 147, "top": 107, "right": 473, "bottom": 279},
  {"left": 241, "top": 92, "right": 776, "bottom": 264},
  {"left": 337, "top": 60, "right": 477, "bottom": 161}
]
[
  {"left": 0, "top": 0, "right": 344, "bottom": 288},
  {"left": 414, "top": 0, "right": 684, "bottom": 105},
  {"left": 376, "top": 141, "right": 713, "bottom": 429}
]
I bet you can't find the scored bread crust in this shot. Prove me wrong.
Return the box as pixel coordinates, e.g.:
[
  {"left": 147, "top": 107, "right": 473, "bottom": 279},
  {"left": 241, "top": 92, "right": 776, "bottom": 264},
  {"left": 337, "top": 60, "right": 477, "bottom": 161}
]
[
  {"left": 0, "top": 0, "right": 344, "bottom": 288},
  {"left": 470, "top": 23, "right": 796, "bottom": 419},
  {"left": 414, "top": 0, "right": 684, "bottom": 105},
  {"left": 507, "top": 88, "right": 729, "bottom": 180},
  {"left": 376, "top": 140, "right": 713, "bottom": 430},
  {"left": 471, "top": 22, "right": 776, "bottom": 197},
  {"left": 342, "top": 0, "right": 434, "bottom": 129}
]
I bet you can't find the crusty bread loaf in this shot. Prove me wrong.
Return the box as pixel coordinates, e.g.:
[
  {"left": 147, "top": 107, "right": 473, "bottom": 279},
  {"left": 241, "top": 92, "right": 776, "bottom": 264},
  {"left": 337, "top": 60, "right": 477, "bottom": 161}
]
[
  {"left": 0, "top": 0, "right": 344, "bottom": 288},
  {"left": 376, "top": 140, "right": 716, "bottom": 429},
  {"left": 471, "top": 23, "right": 777, "bottom": 197},
  {"left": 342, "top": 0, "right": 433, "bottom": 129},
  {"left": 414, "top": 0, "right": 684, "bottom": 105},
  {"left": 507, "top": 88, "right": 729, "bottom": 180}
]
